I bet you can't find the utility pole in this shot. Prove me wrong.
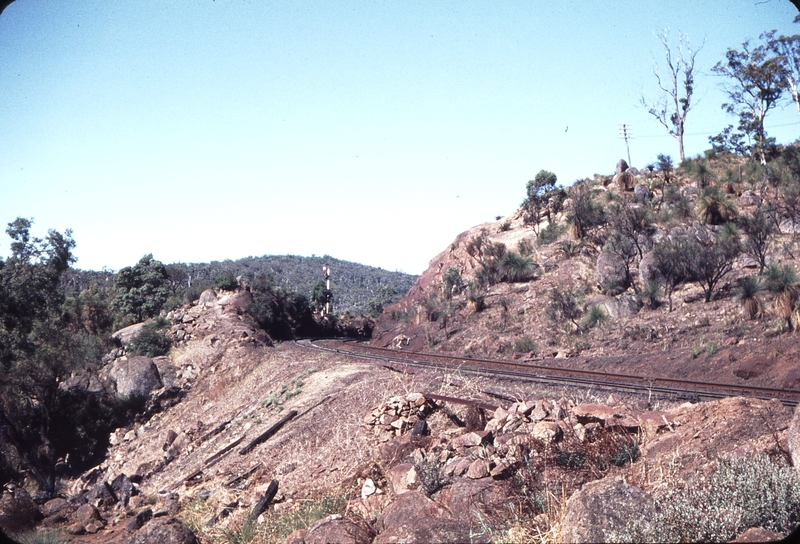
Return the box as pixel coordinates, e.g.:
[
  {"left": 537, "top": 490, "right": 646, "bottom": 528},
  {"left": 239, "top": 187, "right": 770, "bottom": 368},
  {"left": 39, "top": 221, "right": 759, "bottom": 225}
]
[{"left": 618, "top": 122, "right": 634, "bottom": 166}]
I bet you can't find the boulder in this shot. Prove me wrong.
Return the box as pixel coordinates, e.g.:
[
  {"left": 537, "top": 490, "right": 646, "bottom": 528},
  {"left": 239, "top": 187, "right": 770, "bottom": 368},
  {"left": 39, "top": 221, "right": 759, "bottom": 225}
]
[
  {"left": 572, "top": 404, "right": 618, "bottom": 425},
  {"left": 633, "top": 184, "right": 651, "bottom": 203},
  {"left": 738, "top": 190, "right": 761, "bottom": 208},
  {"left": 112, "top": 322, "right": 146, "bottom": 347},
  {"left": 40, "top": 497, "right": 74, "bottom": 525},
  {"left": 465, "top": 459, "right": 491, "bottom": 479},
  {"left": 615, "top": 159, "right": 629, "bottom": 174},
  {"left": 532, "top": 421, "right": 563, "bottom": 443},
  {"left": 198, "top": 289, "right": 217, "bottom": 304},
  {"left": 304, "top": 516, "right": 371, "bottom": 544},
  {"left": 596, "top": 250, "right": 629, "bottom": 293},
  {"left": 0, "top": 487, "right": 41, "bottom": 533},
  {"left": 127, "top": 516, "right": 199, "bottom": 544},
  {"left": 217, "top": 290, "right": 253, "bottom": 313},
  {"left": 434, "top": 478, "right": 511, "bottom": 525},
  {"left": 589, "top": 294, "right": 641, "bottom": 319},
  {"left": 111, "top": 474, "right": 133, "bottom": 507},
  {"left": 730, "top": 526, "right": 786, "bottom": 542},
  {"left": 374, "top": 518, "right": 489, "bottom": 544},
  {"left": 386, "top": 464, "right": 417, "bottom": 495},
  {"left": 376, "top": 491, "right": 449, "bottom": 533},
  {"left": 452, "top": 430, "right": 492, "bottom": 448},
  {"left": 560, "top": 478, "right": 655, "bottom": 543},
  {"left": 110, "top": 356, "right": 163, "bottom": 399},
  {"left": 638, "top": 251, "right": 662, "bottom": 286}
]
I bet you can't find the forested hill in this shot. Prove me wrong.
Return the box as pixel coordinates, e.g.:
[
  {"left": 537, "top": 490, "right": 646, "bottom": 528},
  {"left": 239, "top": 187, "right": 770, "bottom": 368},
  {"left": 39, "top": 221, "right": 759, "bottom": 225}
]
[{"left": 63, "top": 254, "right": 418, "bottom": 316}]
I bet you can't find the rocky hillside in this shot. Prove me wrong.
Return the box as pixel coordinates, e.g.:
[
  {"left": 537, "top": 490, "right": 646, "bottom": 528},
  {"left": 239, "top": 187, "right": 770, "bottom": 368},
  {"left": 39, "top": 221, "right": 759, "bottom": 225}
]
[
  {"left": 2, "top": 289, "right": 799, "bottom": 543},
  {"left": 372, "top": 150, "right": 800, "bottom": 390}
]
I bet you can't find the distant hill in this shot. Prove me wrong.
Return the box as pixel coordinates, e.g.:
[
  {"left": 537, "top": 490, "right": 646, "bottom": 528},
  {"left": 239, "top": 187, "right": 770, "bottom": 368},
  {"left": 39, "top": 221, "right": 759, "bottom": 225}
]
[{"left": 64, "top": 255, "right": 418, "bottom": 316}]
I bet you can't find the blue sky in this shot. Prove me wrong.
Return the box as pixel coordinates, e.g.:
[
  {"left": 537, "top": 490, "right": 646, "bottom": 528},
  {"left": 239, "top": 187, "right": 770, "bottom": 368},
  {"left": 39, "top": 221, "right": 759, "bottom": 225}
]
[{"left": 1, "top": 1, "right": 799, "bottom": 275}]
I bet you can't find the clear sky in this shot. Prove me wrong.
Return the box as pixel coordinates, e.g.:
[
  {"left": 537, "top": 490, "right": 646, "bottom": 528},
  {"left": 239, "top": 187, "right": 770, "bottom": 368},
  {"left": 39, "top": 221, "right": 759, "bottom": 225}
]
[{"left": 1, "top": 1, "right": 799, "bottom": 275}]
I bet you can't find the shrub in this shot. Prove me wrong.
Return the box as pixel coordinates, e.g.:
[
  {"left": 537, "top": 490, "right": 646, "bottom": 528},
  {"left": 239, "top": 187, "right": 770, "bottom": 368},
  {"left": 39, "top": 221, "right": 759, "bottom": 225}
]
[
  {"left": 764, "top": 263, "right": 800, "bottom": 330},
  {"left": 517, "top": 237, "right": 534, "bottom": 256},
  {"left": 443, "top": 266, "right": 464, "bottom": 297},
  {"left": 637, "top": 280, "right": 661, "bottom": 310},
  {"left": 581, "top": 304, "right": 607, "bottom": 329},
  {"left": 567, "top": 189, "right": 605, "bottom": 241},
  {"left": 467, "top": 283, "right": 487, "bottom": 313},
  {"left": 128, "top": 329, "right": 172, "bottom": 357},
  {"left": 214, "top": 270, "right": 239, "bottom": 291},
  {"left": 512, "top": 335, "right": 537, "bottom": 354},
  {"left": 415, "top": 454, "right": 447, "bottom": 496},
  {"left": 696, "top": 185, "right": 737, "bottom": 225},
  {"left": 500, "top": 252, "right": 534, "bottom": 282},
  {"left": 537, "top": 222, "right": 565, "bottom": 246},
  {"left": 545, "top": 288, "right": 583, "bottom": 333},
  {"left": 499, "top": 220, "right": 512, "bottom": 232},
  {"left": 262, "top": 494, "right": 348, "bottom": 542},
  {"left": 608, "top": 454, "right": 800, "bottom": 543},
  {"left": 735, "top": 276, "right": 763, "bottom": 319}
]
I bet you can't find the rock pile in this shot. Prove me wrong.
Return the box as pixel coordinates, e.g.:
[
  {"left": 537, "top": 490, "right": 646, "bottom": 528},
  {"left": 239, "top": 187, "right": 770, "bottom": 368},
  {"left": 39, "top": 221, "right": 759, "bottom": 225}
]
[{"left": 363, "top": 393, "right": 434, "bottom": 441}]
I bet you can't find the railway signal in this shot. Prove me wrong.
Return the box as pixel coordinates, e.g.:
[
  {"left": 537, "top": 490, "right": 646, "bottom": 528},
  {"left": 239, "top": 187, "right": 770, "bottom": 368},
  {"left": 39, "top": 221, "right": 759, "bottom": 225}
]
[
  {"left": 618, "top": 122, "right": 634, "bottom": 166},
  {"left": 322, "top": 264, "right": 332, "bottom": 316}
]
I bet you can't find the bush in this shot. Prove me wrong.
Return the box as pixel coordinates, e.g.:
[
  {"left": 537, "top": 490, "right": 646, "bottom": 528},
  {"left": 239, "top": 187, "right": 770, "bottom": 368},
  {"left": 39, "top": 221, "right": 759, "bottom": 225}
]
[
  {"left": 262, "top": 494, "right": 348, "bottom": 542},
  {"left": 513, "top": 335, "right": 537, "bottom": 354},
  {"left": 609, "top": 454, "right": 800, "bottom": 543},
  {"left": 129, "top": 329, "right": 172, "bottom": 357},
  {"left": 214, "top": 270, "right": 239, "bottom": 291},
  {"left": 500, "top": 252, "right": 535, "bottom": 282},
  {"left": 537, "top": 222, "right": 565, "bottom": 246},
  {"left": 581, "top": 304, "right": 607, "bottom": 329}
]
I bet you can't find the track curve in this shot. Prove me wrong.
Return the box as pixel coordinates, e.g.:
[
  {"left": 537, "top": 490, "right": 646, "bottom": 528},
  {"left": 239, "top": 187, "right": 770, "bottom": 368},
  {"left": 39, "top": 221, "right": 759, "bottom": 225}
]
[{"left": 298, "top": 338, "right": 800, "bottom": 407}]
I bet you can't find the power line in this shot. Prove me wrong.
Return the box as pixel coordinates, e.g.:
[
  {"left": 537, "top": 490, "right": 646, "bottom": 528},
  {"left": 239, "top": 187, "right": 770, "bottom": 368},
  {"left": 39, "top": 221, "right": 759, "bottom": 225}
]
[{"left": 633, "top": 120, "right": 800, "bottom": 139}]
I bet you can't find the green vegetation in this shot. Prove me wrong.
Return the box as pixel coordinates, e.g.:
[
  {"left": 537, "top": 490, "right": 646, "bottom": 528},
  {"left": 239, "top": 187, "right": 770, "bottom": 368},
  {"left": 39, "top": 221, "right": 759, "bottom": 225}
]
[
  {"left": 735, "top": 276, "right": 763, "bottom": 319},
  {"left": 512, "top": 335, "right": 537, "bottom": 354},
  {"left": 0, "top": 219, "right": 130, "bottom": 492},
  {"left": 110, "top": 254, "right": 169, "bottom": 327},
  {"left": 262, "top": 493, "right": 348, "bottom": 542},
  {"left": 609, "top": 454, "right": 800, "bottom": 543},
  {"left": 128, "top": 328, "right": 172, "bottom": 357}
]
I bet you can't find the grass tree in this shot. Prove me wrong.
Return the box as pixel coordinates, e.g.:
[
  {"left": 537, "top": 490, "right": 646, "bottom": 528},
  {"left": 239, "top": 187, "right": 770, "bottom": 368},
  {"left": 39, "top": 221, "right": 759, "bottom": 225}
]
[
  {"left": 764, "top": 262, "right": 800, "bottom": 330},
  {"left": 696, "top": 185, "right": 738, "bottom": 225},
  {"left": 735, "top": 276, "right": 763, "bottom": 320},
  {"left": 500, "top": 251, "right": 535, "bottom": 282}
]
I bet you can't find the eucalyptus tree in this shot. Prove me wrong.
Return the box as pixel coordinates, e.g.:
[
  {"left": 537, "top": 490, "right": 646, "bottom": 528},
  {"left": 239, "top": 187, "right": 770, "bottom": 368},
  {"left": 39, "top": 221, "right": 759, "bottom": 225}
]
[
  {"left": 712, "top": 38, "right": 786, "bottom": 164},
  {"left": 641, "top": 28, "right": 702, "bottom": 162}
]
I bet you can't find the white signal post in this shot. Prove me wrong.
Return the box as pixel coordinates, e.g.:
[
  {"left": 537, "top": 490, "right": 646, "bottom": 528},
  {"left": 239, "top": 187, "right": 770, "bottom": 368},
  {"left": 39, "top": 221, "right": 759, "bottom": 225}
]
[
  {"left": 322, "top": 264, "right": 331, "bottom": 316},
  {"left": 618, "top": 122, "right": 634, "bottom": 166}
]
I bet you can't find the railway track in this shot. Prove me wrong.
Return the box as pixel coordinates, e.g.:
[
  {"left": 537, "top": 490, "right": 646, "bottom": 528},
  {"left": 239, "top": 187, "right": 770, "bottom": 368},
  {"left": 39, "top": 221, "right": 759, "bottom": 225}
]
[{"left": 299, "top": 338, "right": 800, "bottom": 408}]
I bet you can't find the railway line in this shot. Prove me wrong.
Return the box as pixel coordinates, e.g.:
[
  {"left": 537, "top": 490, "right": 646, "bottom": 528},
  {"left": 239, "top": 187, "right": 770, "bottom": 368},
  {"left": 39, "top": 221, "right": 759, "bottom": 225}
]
[{"left": 298, "top": 338, "right": 800, "bottom": 408}]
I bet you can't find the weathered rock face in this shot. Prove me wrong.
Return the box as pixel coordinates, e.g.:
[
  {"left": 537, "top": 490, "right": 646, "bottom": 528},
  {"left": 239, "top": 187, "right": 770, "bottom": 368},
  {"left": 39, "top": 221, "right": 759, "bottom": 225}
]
[
  {"left": 303, "top": 516, "right": 372, "bottom": 544},
  {"left": 596, "top": 249, "right": 629, "bottom": 292},
  {"left": 109, "top": 356, "right": 163, "bottom": 399},
  {"left": 374, "top": 490, "right": 488, "bottom": 544},
  {"left": 560, "top": 478, "right": 655, "bottom": 543},
  {"left": 111, "top": 322, "right": 146, "bottom": 347}
]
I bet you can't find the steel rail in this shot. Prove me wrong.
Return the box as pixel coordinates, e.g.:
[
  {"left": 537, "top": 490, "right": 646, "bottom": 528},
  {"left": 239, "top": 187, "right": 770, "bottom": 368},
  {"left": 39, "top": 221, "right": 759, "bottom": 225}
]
[{"left": 298, "top": 338, "right": 800, "bottom": 407}]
